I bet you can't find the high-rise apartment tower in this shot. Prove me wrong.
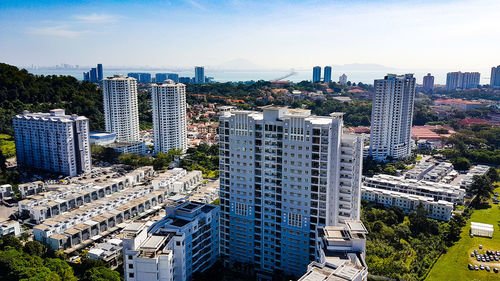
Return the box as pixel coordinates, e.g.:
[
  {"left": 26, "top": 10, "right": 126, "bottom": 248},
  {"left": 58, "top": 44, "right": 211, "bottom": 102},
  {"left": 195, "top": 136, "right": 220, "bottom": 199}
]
[
  {"left": 151, "top": 80, "right": 188, "bottom": 154},
  {"left": 369, "top": 74, "right": 416, "bottom": 161},
  {"left": 103, "top": 75, "right": 140, "bottom": 142},
  {"left": 219, "top": 106, "right": 364, "bottom": 277}
]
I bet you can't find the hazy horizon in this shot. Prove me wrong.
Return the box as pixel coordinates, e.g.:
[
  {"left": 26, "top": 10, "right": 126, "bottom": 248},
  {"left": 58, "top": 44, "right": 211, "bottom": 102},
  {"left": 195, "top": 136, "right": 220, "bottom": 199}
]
[{"left": 1, "top": 0, "right": 499, "bottom": 77}]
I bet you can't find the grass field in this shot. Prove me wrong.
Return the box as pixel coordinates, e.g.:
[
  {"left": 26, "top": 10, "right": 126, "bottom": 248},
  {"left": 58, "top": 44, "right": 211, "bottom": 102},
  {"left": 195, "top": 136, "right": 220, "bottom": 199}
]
[
  {"left": 0, "top": 134, "right": 15, "bottom": 158},
  {"left": 426, "top": 184, "right": 500, "bottom": 281}
]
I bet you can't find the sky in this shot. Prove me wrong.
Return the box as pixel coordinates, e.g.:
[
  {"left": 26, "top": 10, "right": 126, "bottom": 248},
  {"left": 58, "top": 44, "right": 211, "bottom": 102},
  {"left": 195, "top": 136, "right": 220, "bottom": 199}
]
[{"left": 0, "top": 0, "right": 499, "bottom": 74}]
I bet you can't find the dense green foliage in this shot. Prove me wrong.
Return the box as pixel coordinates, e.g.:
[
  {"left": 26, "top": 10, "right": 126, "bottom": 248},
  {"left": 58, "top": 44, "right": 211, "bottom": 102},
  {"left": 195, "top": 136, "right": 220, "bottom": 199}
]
[
  {"left": 91, "top": 144, "right": 181, "bottom": 171},
  {"left": 362, "top": 155, "right": 417, "bottom": 177},
  {"left": 180, "top": 144, "right": 219, "bottom": 178},
  {"left": 362, "top": 203, "right": 469, "bottom": 280},
  {"left": 0, "top": 63, "right": 104, "bottom": 135},
  {"left": 0, "top": 235, "right": 123, "bottom": 281},
  {"left": 442, "top": 125, "right": 500, "bottom": 166}
]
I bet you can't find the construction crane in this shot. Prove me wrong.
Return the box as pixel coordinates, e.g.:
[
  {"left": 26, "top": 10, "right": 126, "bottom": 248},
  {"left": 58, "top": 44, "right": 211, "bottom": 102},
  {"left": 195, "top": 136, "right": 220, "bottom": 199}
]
[{"left": 272, "top": 69, "right": 297, "bottom": 81}]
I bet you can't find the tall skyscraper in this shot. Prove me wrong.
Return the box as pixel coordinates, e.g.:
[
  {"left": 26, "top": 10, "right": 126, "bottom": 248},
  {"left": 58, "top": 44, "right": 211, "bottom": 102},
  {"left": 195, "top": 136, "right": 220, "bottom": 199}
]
[
  {"left": 151, "top": 80, "right": 188, "bottom": 154},
  {"left": 219, "top": 106, "right": 364, "bottom": 277},
  {"left": 127, "top": 73, "right": 152, "bottom": 83},
  {"left": 167, "top": 73, "right": 179, "bottom": 83},
  {"left": 369, "top": 74, "right": 416, "bottom": 161},
  {"left": 103, "top": 75, "right": 140, "bottom": 142},
  {"left": 90, "top": 68, "right": 98, "bottom": 82},
  {"left": 13, "top": 109, "right": 91, "bottom": 176},
  {"left": 490, "top": 65, "right": 500, "bottom": 87},
  {"left": 155, "top": 73, "right": 168, "bottom": 83},
  {"left": 339, "top": 73, "right": 347, "bottom": 85},
  {"left": 446, "top": 71, "right": 480, "bottom": 90},
  {"left": 423, "top": 73, "right": 434, "bottom": 90},
  {"left": 312, "top": 66, "right": 321, "bottom": 83},
  {"left": 83, "top": 72, "right": 90, "bottom": 81},
  {"left": 194, "top": 66, "right": 205, "bottom": 84},
  {"left": 323, "top": 66, "right": 332, "bottom": 83},
  {"left": 97, "top": 64, "right": 103, "bottom": 81}
]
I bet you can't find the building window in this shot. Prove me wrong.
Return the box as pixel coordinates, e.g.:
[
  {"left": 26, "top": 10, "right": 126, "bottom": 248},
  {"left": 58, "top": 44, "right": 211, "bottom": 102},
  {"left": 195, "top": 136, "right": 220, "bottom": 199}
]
[
  {"left": 128, "top": 264, "right": 133, "bottom": 269},
  {"left": 128, "top": 255, "right": 133, "bottom": 260}
]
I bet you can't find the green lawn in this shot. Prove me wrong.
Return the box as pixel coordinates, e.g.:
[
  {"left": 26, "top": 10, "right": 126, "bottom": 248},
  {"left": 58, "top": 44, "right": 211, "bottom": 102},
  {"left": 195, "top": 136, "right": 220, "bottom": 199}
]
[{"left": 426, "top": 184, "right": 500, "bottom": 281}]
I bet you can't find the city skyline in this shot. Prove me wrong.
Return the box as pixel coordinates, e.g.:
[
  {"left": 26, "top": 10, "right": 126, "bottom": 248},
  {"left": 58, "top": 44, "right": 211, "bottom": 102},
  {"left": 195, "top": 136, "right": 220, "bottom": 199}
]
[{"left": 1, "top": 0, "right": 499, "bottom": 73}]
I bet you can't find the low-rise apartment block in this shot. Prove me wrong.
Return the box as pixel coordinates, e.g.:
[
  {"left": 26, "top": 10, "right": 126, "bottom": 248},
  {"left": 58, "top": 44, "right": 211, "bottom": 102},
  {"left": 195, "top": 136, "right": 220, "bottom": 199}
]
[
  {"left": 29, "top": 167, "right": 204, "bottom": 253},
  {"left": 460, "top": 165, "right": 491, "bottom": 188},
  {"left": 123, "top": 201, "right": 219, "bottom": 281},
  {"left": 361, "top": 186, "right": 453, "bottom": 220},
  {"left": 363, "top": 174, "right": 464, "bottom": 204}
]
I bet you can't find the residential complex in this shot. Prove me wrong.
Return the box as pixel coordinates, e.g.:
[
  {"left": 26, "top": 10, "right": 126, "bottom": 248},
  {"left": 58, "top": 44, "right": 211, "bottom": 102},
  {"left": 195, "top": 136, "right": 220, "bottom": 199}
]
[
  {"left": 369, "top": 74, "right": 416, "bottom": 161},
  {"left": 422, "top": 73, "right": 434, "bottom": 90},
  {"left": 152, "top": 80, "right": 188, "bottom": 153},
  {"left": 324, "top": 66, "right": 332, "bottom": 83},
  {"left": 123, "top": 201, "right": 219, "bottom": 281},
  {"left": 446, "top": 71, "right": 480, "bottom": 90},
  {"left": 363, "top": 174, "right": 464, "bottom": 204},
  {"left": 312, "top": 66, "right": 321, "bottom": 83},
  {"left": 491, "top": 65, "right": 500, "bottom": 87},
  {"left": 29, "top": 167, "right": 206, "bottom": 253},
  {"left": 361, "top": 186, "right": 453, "bottom": 221},
  {"left": 103, "top": 75, "right": 141, "bottom": 142},
  {"left": 13, "top": 109, "right": 91, "bottom": 176},
  {"left": 194, "top": 66, "right": 205, "bottom": 84},
  {"left": 219, "top": 106, "right": 364, "bottom": 277}
]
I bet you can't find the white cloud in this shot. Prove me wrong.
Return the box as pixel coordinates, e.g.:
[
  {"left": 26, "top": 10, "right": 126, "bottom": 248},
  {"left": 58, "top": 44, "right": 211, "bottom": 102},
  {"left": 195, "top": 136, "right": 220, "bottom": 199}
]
[
  {"left": 184, "top": 0, "right": 207, "bottom": 11},
  {"left": 27, "top": 26, "right": 86, "bottom": 38},
  {"left": 74, "top": 13, "right": 121, "bottom": 23}
]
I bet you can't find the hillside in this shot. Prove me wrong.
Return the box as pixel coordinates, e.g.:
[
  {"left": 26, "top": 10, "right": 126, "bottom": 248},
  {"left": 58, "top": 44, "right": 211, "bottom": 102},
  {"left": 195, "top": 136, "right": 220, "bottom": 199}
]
[{"left": 0, "top": 63, "right": 105, "bottom": 135}]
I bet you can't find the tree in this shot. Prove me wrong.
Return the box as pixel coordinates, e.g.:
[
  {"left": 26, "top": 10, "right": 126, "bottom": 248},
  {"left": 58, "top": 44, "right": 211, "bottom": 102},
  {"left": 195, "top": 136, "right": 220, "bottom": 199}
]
[
  {"left": 0, "top": 235, "right": 22, "bottom": 251},
  {"left": 0, "top": 150, "right": 6, "bottom": 171},
  {"left": 486, "top": 167, "right": 499, "bottom": 182},
  {"left": 82, "top": 267, "right": 121, "bottom": 281},
  {"left": 469, "top": 175, "right": 493, "bottom": 204},
  {"left": 44, "top": 258, "right": 77, "bottom": 281},
  {"left": 451, "top": 157, "right": 470, "bottom": 171},
  {"left": 22, "top": 241, "right": 46, "bottom": 257}
]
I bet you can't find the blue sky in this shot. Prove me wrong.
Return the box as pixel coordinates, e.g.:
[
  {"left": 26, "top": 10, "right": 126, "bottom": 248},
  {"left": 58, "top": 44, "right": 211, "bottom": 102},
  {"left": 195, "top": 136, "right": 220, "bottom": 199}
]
[{"left": 1, "top": 0, "right": 499, "bottom": 72}]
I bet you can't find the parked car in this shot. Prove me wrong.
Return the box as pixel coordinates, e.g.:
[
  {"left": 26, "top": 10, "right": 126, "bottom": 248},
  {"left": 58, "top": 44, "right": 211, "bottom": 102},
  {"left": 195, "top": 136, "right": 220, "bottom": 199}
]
[
  {"left": 475, "top": 265, "right": 479, "bottom": 271},
  {"left": 486, "top": 266, "right": 491, "bottom": 272},
  {"left": 494, "top": 268, "right": 498, "bottom": 273},
  {"left": 468, "top": 264, "right": 474, "bottom": 270}
]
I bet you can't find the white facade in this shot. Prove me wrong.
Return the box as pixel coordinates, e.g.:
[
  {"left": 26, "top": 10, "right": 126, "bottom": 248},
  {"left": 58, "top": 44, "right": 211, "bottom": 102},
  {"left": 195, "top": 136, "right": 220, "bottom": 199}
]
[
  {"left": 123, "top": 201, "right": 219, "bottom": 281},
  {"left": 103, "top": 75, "right": 140, "bottom": 142},
  {"left": 361, "top": 186, "right": 453, "bottom": 221},
  {"left": 13, "top": 109, "right": 91, "bottom": 177},
  {"left": 152, "top": 81, "right": 187, "bottom": 153},
  {"left": 300, "top": 221, "right": 368, "bottom": 281},
  {"left": 363, "top": 174, "right": 465, "bottom": 204},
  {"left": 219, "top": 106, "right": 364, "bottom": 277},
  {"left": 369, "top": 74, "right": 415, "bottom": 160}
]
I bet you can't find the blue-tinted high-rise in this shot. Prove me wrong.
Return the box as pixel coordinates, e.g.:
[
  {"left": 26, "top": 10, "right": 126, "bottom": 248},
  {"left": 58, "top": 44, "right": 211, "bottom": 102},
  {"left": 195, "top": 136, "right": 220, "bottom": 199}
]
[
  {"left": 323, "top": 66, "right": 332, "bottom": 83},
  {"left": 312, "top": 66, "right": 321, "bottom": 83},
  {"left": 97, "top": 64, "right": 103, "bottom": 81}
]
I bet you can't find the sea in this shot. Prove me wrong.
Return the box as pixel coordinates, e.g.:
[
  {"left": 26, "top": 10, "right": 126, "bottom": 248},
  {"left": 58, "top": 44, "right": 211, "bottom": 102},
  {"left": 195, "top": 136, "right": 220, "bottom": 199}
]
[{"left": 25, "top": 67, "right": 490, "bottom": 85}]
